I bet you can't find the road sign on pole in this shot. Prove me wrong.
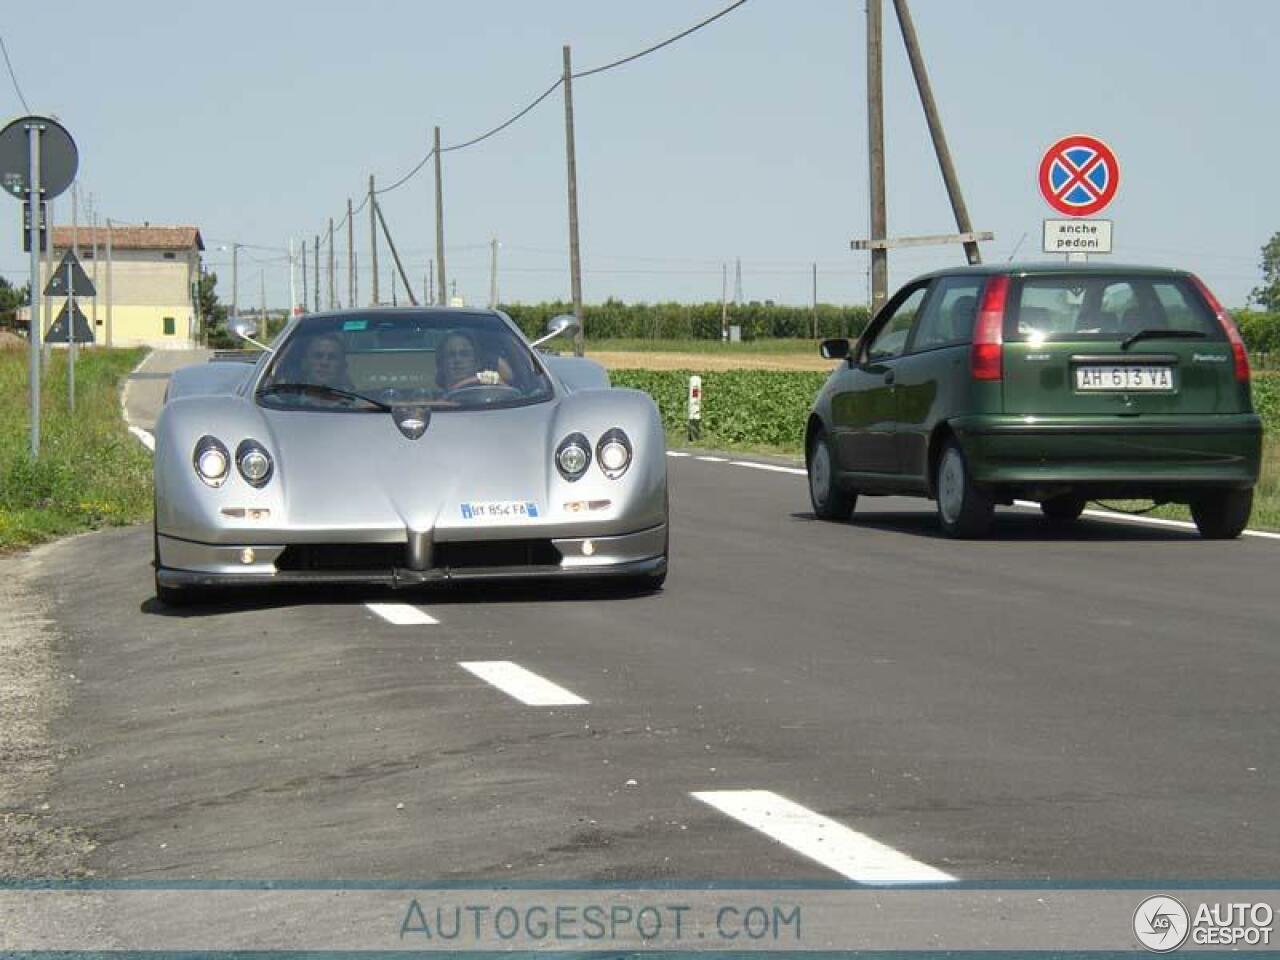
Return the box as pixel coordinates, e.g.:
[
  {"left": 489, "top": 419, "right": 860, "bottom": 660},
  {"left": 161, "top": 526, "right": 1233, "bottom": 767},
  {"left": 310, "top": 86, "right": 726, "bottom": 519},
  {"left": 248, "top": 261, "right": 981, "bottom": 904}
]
[
  {"left": 1043, "top": 219, "right": 1113, "bottom": 254},
  {"left": 48, "top": 301, "right": 94, "bottom": 343},
  {"left": 1038, "top": 134, "right": 1119, "bottom": 218},
  {"left": 44, "top": 249, "right": 95, "bottom": 297},
  {"left": 0, "top": 115, "right": 78, "bottom": 201}
]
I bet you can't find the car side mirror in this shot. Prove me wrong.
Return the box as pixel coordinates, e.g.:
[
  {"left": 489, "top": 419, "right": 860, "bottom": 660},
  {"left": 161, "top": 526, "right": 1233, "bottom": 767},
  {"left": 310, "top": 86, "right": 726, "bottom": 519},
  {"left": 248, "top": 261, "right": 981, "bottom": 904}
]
[
  {"left": 820, "top": 338, "right": 850, "bottom": 360},
  {"left": 531, "top": 313, "right": 580, "bottom": 348},
  {"left": 228, "top": 316, "right": 272, "bottom": 353}
]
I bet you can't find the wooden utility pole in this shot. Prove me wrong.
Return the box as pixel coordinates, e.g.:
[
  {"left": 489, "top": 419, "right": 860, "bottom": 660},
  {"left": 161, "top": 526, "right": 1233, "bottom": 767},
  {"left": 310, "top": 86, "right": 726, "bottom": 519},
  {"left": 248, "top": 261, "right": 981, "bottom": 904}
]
[
  {"left": 368, "top": 175, "right": 379, "bottom": 305},
  {"left": 313, "top": 235, "right": 320, "bottom": 312},
  {"left": 346, "top": 198, "right": 355, "bottom": 308},
  {"left": 232, "top": 242, "right": 240, "bottom": 318},
  {"left": 892, "top": 0, "right": 981, "bottom": 265},
  {"left": 433, "top": 127, "right": 447, "bottom": 305},
  {"left": 720, "top": 263, "right": 728, "bottom": 341},
  {"left": 867, "top": 0, "right": 888, "bottom": 315},
  {"left": 373, "top": 200, "right": 419, "bottom": 305},
  {"left": 563, "top": 45, "right": 585, "bottom": 356},
  {"left": 327, "top": 217, "right": 335, "bottom": 308},
  {"left": 428, "top": 260, "right": 434, "bottom": 306},
  {"left": 298, "top": 242, "right": 305, "bottom": 315}
]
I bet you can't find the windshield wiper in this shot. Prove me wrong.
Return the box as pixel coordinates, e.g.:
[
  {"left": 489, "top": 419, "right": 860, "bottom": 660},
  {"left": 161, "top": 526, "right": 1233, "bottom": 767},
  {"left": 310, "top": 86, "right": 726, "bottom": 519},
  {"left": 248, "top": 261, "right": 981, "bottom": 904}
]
[
  {"left": 1120, "top": 329, "right": 1207, "bottom": 351},
  {"left": 257, "top": 382, "right": 392, "bottom": 411}
]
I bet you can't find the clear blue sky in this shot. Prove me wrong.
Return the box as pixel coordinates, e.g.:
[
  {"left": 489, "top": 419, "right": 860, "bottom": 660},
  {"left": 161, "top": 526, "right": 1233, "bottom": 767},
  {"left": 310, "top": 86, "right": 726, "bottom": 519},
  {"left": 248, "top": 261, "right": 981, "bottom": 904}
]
[{"left": 1, "top": 0, "right": 1276, "bottom": 310}]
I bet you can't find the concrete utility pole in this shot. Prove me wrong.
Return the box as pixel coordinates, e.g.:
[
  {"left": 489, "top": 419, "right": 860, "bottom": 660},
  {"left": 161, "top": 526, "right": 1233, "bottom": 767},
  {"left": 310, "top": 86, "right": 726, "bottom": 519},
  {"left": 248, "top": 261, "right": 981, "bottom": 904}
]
[
  {"left": 867, "top": 0, "right": 889, "bottom": 314},
  {"left": 489, "top": 236, "right": 499, "bottom": 307},
  {"left": 368, "top": 175, "right": 379, "bottom": 306},
  {"left": 327, "top": 217, "right": 335, "bottom": 308},
  {"left": 346, "top": 198, "right": 355, "bottom": 308},
  {"left": 232, "top": 243, "right": 240, "bottom": 319},
  {"left": 313, "top": 234, "right": 320, "bottom": 312},
  {"left": 892, "top": 0, "right": 981, "bottom": 265},
  {"left": 433, "top": 127, "right": 447, "bottom": 306},
  {"left": 428, "top": 260, "right": 434, "bottom": 306},
  {"left": 105, "top": 219, "right": 113, "bottom": 347},
  {"left": 562, "top": 45, "right": 585, "bottom": 356}
]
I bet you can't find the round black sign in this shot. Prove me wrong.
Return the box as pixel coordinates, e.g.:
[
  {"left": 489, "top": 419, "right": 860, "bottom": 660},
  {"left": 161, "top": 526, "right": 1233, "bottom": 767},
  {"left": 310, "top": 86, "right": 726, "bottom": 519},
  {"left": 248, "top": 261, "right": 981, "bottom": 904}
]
[{"left": 0, "top": 115, "right": 79, "bottom": 201}]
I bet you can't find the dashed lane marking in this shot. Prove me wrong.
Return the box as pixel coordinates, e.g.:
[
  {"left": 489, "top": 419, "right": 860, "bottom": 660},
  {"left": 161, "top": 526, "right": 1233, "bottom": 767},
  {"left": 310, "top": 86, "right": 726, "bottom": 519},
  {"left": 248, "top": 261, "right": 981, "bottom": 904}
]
[
  {"left": 366, "top": 602, "right": 439, "bottom": 625},
  {"left": 458, "top": 661, "right": 588, "bottom": 706},
  {"left": 692, "top": 789, "right": 955, "bottom": 885},
  {"left": 665, "top": 451, "right": 691, "bottom": 458},
  {"left": 729, "top": 459, "right": 806, "bottom": 476},
  {"left": 693, "top": 455, "right": 729, "bottom": 462}
]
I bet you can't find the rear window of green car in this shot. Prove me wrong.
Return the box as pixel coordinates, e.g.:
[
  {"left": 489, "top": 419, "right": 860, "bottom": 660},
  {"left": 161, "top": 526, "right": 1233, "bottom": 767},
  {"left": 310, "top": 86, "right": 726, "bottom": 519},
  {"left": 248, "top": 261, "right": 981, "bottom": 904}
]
[{"left": 1005, "top": 274, "right": 1223, "bottom": 343}]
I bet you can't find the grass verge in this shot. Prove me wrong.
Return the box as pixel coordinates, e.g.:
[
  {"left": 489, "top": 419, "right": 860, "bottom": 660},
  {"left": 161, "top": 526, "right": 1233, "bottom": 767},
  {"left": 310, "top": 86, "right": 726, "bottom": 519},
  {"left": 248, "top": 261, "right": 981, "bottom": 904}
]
[{"left": 0, "top": 348, "right": 153, "bottom": 552}]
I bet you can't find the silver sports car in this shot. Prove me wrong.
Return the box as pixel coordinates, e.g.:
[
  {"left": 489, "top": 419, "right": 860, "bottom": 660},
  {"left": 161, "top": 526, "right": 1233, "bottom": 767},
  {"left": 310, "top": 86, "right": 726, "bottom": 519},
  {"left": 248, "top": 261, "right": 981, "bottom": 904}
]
[{"left": 153, "top": 308, "right": 669, "bottom": 605}]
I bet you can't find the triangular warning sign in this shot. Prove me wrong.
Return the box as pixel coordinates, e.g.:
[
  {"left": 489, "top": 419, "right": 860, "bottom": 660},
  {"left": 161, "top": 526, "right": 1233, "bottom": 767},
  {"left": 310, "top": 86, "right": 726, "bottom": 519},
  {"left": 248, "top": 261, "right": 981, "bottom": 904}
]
[
  {"left": 44, "top": 250, "right": 96, "bottom": 298},
  {"left": 47, "top": 301, "right": 95, "bottom": 344}
]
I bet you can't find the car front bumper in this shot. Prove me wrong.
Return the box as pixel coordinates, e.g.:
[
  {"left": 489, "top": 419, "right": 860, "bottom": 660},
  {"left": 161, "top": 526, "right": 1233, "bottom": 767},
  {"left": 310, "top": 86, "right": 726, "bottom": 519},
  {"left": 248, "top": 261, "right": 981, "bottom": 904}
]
[
  {"left": 951, "top": 413, "right": 1263, "bottom": 493},
  {"left": 156, "top": 522, "right": 668, "bottom": 589}
]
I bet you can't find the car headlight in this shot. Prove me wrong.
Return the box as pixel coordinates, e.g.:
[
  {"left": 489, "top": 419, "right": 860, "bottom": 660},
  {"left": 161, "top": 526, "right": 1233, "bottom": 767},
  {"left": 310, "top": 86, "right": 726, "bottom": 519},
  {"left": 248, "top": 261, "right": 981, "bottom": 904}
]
[
  {"left": 193, "top": 435, "right": 230, "bottom": 487},
  {"left": 596, "top": 428, "right": 632, "bottom": 479},
  {"left": 556, "top": 433, "right": 591, "bottom": 482},
  {"left": 236, "top": 439, "right": 274, "bottom": 488}
]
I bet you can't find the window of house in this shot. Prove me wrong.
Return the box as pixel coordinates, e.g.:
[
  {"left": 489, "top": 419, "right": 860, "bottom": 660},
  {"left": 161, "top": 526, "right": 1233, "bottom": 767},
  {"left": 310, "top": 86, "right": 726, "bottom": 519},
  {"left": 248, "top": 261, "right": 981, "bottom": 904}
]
[
  {"left": 163, "top": 252, "right": 176, "bottom": 260},
  {"left": 163, "top": 316, "right": 176, "bottom": 336}
]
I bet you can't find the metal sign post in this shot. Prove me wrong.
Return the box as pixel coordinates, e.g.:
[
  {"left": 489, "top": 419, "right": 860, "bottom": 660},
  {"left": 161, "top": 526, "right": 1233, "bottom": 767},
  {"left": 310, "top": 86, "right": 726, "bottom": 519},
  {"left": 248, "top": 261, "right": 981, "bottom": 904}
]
[
  {"left": 66, "top": 256, "right": 75, "bottom": 410},
  {"left": 27, "top": 123, "right": 41, "bottom": 454}
]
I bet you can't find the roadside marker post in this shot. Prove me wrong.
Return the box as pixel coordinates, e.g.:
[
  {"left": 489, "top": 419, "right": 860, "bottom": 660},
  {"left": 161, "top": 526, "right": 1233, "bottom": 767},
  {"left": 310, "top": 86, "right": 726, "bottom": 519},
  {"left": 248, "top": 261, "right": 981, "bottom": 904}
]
[{"left": 687, "top": 375, "right": 702, "bottom": 442}]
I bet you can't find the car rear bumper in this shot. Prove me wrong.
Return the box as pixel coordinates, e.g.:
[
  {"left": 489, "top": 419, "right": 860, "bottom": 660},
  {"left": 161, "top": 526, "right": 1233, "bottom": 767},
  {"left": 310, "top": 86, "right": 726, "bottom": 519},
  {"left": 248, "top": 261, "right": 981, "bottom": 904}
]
[
  {"left": 156, "top": 522, "right": 667, "bottom": 589},
  {"left": 951, "top": 413, "right": 1262, "bottom": 491}
]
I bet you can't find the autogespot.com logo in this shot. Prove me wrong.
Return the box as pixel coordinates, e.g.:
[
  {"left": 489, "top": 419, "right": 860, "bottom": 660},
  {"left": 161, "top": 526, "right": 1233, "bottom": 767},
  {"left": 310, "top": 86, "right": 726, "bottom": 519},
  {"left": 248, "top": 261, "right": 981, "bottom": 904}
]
[{"left": 1134, "top": 896, "right": 1191, "bottom": 952}]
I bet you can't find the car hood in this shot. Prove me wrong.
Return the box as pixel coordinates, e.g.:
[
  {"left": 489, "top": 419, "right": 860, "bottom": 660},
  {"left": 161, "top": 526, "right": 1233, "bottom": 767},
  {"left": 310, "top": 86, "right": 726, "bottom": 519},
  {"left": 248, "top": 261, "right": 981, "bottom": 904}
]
[{"left": 256, "top": 402, "right": 561, "bottom": 536}]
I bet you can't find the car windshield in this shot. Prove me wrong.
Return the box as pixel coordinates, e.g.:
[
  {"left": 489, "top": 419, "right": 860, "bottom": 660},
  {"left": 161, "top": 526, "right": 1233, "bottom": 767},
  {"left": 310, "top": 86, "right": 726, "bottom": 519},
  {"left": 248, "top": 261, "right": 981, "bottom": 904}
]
[
  {"left": 256, "top": 312, "right": 554, "bottom": 412},
  {"left": 1007, "top": 274, "right": 1223, "bottom": 343}
]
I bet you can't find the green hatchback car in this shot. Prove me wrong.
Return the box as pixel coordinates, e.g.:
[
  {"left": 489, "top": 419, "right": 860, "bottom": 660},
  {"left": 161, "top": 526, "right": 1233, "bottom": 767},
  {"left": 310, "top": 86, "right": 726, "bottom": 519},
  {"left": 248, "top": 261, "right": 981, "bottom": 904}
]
[{"left": 805, "top": 264, "right": 1262, "bottom": 538}]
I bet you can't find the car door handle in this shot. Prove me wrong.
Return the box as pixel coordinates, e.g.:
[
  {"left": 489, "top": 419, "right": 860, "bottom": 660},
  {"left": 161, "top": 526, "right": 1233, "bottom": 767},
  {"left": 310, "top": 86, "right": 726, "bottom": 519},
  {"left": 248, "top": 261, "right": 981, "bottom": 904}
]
[{"left": 883, "top": 370, "right": 896, "bottom": 385}]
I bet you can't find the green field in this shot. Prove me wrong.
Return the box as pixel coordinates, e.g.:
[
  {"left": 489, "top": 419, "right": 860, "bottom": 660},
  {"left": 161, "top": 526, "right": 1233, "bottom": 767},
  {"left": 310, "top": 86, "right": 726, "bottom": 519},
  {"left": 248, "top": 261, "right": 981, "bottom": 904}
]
[{"left": 0, "top": 348, "right": 153, "bottom": 552}]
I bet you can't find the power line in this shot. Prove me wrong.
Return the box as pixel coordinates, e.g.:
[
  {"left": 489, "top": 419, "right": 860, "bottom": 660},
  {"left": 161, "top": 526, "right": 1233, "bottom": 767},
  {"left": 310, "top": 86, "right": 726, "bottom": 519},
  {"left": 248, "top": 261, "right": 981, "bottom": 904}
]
[
  {"left": 441, "top": 78, "right": 564, "bottom": 153},
  {"left": 572, "top": 0, "right": 750, "bottom": 79},
  {"left": 0, "top": 32, "right": 30, "bottom": 112}
]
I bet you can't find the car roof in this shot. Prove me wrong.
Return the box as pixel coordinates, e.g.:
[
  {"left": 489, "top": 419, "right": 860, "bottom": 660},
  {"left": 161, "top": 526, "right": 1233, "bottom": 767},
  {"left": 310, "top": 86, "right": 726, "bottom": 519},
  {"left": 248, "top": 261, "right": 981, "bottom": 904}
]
[
  {"left": 295, "top": 306, "right": 504, "bottom": 321},
  {"left": 909, "top": 262, "right": 1195, "bottom": 283}
]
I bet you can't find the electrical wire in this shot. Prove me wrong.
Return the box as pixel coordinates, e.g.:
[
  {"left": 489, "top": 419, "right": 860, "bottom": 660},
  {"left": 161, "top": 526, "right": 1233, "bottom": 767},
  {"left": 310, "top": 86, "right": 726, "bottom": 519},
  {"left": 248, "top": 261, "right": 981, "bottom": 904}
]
[
  {"left": 572, "top": 0, "right": 750, "bottom": 79},
  {"left": 0, "top": 32, "right": 30, "bottom": 112},
  {"left": 440, "top": 77, "right": 564, "bottom": 153},
  {"left": 374, "top": 149, "right": 436, "bottom": 195}
]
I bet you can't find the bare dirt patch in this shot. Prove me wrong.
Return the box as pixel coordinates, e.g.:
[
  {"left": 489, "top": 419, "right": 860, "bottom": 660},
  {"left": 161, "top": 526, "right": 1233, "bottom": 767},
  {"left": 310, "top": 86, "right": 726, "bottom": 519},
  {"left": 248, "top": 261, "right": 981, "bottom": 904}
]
[
  {"left": 588, "top": 350, "right": 834, "bottom": 372},
  {"left": 0, "top": 330, "right": 26, "bottom": 351}
]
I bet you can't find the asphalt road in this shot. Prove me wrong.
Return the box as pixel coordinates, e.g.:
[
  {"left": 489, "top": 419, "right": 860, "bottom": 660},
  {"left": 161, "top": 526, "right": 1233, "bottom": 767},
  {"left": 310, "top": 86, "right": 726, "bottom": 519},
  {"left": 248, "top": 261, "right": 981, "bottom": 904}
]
[{"left": 8, "top": 354, "right": 1279, "bottom": 883}]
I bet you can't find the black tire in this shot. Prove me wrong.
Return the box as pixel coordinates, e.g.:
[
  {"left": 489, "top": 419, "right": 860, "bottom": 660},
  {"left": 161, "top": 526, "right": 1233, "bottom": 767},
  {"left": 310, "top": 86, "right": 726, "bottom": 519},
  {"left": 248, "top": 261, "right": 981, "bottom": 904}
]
[
  {"left": 1040, "top": 495, "right": 1087, "bottom": 523},
  {"left": 934, "top": 438, "right": 994, "bottom": 538},
  {"left": 1191, "top": 488, "right": 1253, "bottom": 540},
  {"left": 807, "top": 427, "right": 856, "bottom": 521}
]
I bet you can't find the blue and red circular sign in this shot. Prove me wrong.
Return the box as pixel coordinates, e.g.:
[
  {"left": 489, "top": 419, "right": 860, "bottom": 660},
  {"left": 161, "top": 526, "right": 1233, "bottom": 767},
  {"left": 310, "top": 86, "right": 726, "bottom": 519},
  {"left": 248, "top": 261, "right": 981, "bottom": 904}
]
[{"left": 1038, "top": 134, "right": 1119, "bottom": 217}]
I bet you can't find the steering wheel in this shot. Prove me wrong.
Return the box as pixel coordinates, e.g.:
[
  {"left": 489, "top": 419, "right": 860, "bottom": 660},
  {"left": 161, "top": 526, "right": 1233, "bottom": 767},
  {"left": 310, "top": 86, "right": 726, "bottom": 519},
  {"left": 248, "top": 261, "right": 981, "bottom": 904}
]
[{"left": 444, "top": 382, "right": 522, "bottom": 405}]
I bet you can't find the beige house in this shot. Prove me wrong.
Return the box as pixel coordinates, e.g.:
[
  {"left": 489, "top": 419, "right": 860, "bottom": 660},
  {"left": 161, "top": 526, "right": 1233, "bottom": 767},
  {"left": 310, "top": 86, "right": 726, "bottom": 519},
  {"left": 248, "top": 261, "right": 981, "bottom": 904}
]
[{"left": 40, "top": 224, "right": 204, "bottom": 349}]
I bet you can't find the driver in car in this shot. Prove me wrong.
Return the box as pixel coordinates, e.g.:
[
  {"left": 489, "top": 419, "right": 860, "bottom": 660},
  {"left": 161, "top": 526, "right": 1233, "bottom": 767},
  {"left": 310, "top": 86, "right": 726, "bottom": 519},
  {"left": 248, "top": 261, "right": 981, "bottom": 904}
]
[
  {"left": 298, "top": 334, "right": 352, "bottom": 389},
  {"left": 436, "top": 331, "right": 510, "bottom": 394}
]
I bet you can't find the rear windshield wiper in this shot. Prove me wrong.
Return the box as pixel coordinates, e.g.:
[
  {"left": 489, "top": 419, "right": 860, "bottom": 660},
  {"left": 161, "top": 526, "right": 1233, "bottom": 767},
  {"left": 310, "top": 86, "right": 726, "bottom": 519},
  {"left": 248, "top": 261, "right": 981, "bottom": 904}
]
[
  {"left": 257, "top": 382, "right": 392, "bottom": 411},
  {"left": 1120, "top": 329, "right": 1207, "bottom": 351}
]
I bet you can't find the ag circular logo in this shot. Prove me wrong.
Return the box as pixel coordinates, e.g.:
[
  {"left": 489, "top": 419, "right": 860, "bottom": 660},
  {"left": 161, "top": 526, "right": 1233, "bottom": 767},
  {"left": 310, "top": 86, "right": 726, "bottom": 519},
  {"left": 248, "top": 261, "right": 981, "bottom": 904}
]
[{"left": 1134, "top": 896, "right": 1190, "bottom": 952}]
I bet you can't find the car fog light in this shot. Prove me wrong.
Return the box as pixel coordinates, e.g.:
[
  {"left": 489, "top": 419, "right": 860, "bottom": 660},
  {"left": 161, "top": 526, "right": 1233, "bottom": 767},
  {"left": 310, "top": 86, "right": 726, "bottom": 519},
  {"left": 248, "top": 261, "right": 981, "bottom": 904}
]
[
  {"left": 596, "top": 428, "right": 632, "bottom": 479},
  {"left": 556, "top": 433, "right": 592, "bottom": 481},
  {"left": 582, "top": 539, "right": 595, "bottom": 556},
  {"left": 240, "top": 547, "right": 256, "bottom": 565}
]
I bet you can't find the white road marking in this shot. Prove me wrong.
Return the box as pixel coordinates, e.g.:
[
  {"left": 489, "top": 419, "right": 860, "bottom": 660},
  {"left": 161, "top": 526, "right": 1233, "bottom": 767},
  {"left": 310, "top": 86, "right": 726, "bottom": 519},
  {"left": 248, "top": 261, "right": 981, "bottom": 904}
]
[
  {"left": 458, "top": 661, "right": 588, "bottom": 706},
  {"left": 366, "top": 602, "right": 439, "bottom": 626},
  {"left": 1012, "top": 499, "right": 1280, "bottom": 541},
  {"left": 694, "top": 455, "right": 729, "bottom": 462},
  {"left": 730, "top": 459, "right": 806, "bottom": 476},
  {"left": 128, "top": 426, "right": 155, "bottom": 452},
  {"left": 692, "top": 789, "right": 955, "bottom": 885},
  {"left": 665, "top": 450, "right": 691, "bottom": 458}
]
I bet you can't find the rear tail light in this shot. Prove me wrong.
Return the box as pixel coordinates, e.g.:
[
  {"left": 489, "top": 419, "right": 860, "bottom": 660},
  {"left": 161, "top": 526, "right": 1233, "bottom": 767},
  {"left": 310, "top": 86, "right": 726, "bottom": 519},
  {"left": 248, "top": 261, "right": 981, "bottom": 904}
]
[
  {"left": 970, "top": 275, "right": 1009, "bottom": 381},
  {"left": 1191, "top": 274, "right": 1249, "bottom": 383}
]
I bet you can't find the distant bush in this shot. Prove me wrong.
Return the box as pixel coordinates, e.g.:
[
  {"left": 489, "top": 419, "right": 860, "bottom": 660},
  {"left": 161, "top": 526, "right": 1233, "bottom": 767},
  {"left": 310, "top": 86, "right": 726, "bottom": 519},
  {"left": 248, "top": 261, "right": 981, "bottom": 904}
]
[
  {"left": 500, "top": 299, "right": 869, "bottom": 342},
  {"left": 1235, "top": 310, "right": 1280, "bottom": 358}
]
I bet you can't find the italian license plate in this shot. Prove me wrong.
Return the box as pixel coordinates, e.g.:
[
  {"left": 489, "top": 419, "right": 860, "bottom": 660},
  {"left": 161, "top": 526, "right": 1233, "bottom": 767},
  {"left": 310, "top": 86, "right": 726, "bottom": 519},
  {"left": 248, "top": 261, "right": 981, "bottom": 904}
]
[
  {"left": 459, "top": 500, "right": 540, "bottom": 522},
  {"left": 1075, "top": 365, "right": 1174, "bottom": 391}
]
